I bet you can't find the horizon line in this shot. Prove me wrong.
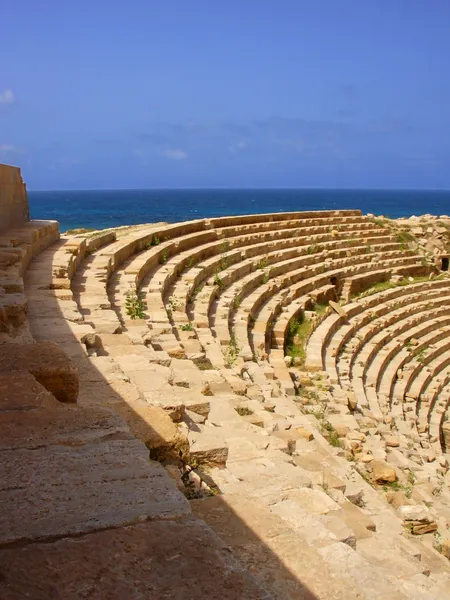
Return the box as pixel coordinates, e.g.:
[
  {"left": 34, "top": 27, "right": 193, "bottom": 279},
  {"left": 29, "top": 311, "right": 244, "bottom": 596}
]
[{"left": 28, "top": 185, "right": 450, "bottom": 193}]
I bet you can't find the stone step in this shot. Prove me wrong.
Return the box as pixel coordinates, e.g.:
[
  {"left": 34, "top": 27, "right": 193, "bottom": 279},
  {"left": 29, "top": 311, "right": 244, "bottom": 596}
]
[{"left": 0, "top": 517, "right": 272, "bottom": 600}]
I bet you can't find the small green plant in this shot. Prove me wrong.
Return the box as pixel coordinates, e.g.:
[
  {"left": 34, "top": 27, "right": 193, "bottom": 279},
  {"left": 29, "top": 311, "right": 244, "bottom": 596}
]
[
  {"left": 213, "top": 271, "right": 224, "bottom": 288},
  {"left": 322, "top": 421, "right": 342, "bottom": 448},
  {"left": 416, "top": 347, "right": 428, "bottom": 363},
  {"left": 284, "top": 304, "right": 327, "bottom": 367},
  {"left": 66, "top": 227, "right": 95, "bottom": 234},
  {"left": 151, "top": 235, "right": 160, "bottom": 246},
  {"left": 262, "top": 269, "right": 271, "bottom": 284},
  {"left": 181, "top": 322, "right": 194, "bottom": 331},
  {"left": 396, "top": 230, "right": 415, "bottom": 247},
  {"left": 257, "top": 256, "right": 269, "bottom": 270},
  {"left": 166, "top": 296, "right": 179, "bottom": 319},
  {"left": 188, "top": 283, "right": 204, "bottom": 304},
  {"left": 224, "top": 328, "right": 240, "bottom": 367},
  {"left": 159, "top": 248, "right": 169, "bottom": 264},
  {"left": 125, "top": 287, "right": 146, "bottom": 319},
  {"left": 306, "top": 244, "right": 320, "bottom": 255},
  {"left": 219, "top": 255, "right": 229, "bottom": 271}
]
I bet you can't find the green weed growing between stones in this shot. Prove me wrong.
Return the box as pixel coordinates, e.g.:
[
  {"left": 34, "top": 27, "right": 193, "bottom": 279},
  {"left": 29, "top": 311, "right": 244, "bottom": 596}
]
[{"left": 125, "top": 287, "right": 146, "bottom": 319}]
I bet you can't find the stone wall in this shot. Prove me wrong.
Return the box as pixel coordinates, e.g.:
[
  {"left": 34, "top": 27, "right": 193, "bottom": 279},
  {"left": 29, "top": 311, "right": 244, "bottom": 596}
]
[{"left": 0, "top": 163, "right": 29, "bottom": 230}]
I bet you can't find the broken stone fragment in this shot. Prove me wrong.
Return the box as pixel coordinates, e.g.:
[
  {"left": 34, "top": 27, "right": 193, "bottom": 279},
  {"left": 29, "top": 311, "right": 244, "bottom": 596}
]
[
  {"left": 371, "top": 460, "right": 397, "bottom": 483},
  {"left": 410, "top": 522, "right": 437, "bottom": 535},
  {"left": 384, "top": 435, "right": 400, "bottom": 448},
  {"left": 397, "top": 504, "right": 433, "bottom": 523},
  {"left": 329, "top": 300, "right": 348, "bottom": 319},
  {"left": 283, "top": 355, "right": 292, "bottom": 367}
]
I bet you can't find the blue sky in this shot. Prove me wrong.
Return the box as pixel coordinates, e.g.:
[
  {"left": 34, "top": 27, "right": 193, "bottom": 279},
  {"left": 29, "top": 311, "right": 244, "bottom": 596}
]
[{"left": 1, "top": 1, "right": 449, "bottom": 190}]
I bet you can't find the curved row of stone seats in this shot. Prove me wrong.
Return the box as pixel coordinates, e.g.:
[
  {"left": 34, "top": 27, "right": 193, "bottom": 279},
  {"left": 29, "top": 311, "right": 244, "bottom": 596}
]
[
  {"left": 267, "top": 262, "right": 426, "bottom": 360},
  {"left": 25, "top": 230, "right": 117, "bottom": 349},
  {"left": 263, "top": 266, "right": 427, "bottom": 392},
  {"left": 335, "top": 296, "right": 450, "bottom": 408},
  {"left": 212, "top": 244, "right": 415, "bottom": 345},
  {"left": 413, "top": 360, "right": 450, "bottom": 451},
  {"left": 103, "top": 213, "right": 357, "bottom": 321},
  {"left": 313, "top": 289, "right": 450, "bottom": 462},
  {"left": 139, "top": 215, "right": 387, "bottom": 333},
  {"left": 227, "top": 250, "right": 424, "bottom": 366},
  {"left": 334, "top": 285, "right": 450, "bottom": 380},
  {"left": 336, "top": 294, "right": 450, "bottom": 391},
  {"left": 197, "top": 229, "right": 395, "bottom": 325},
  {"left": 187, "top": 239, "right": 405, "bottom": 370},
  {"left": 306, "top": 279, "right": 450, "bottom": 373},
  {"left": 104, "top": 211, "right": 381, "bottom": 357},
  {"left": 72, "top": 226, "right": 166, "bottom": 335},
  {"left": 351, "top": 320, "right": 450, "bottom": 427},
  {"left": 302, "top": 277, "right": 450, "bottom": 461},
  {"left": 198, "top": 252, "right": 424, "bottom": 393},
  {"left": 165, "top": 219, "right": 391, "bottom": 315},
  {"left": 374, "top": 316, "right": 450, "bottom": 398},
  {"left": 114, "top": 211, "right": 367, "bottom": 317},
  {"left": 398, "top": 340, "right": 450, "bottom": 417},
  {"left": 387, "top": 343, "right": 450, "bottom": 462},
  {"left": 0, "top": 220, "right": 59, "bottom": 338}
]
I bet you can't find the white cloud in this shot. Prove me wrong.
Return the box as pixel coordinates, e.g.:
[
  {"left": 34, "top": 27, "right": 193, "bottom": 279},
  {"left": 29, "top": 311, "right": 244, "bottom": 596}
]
[
  {"left": 228, "top": 140, "right": 249, "bottom": 153},
  {"left": 0, "top": 89, "right": 15, "bottom": 105},
  {"left": 161, "top": 148, "right": 188, "bottom": 160},
  {"left": 0, "top": 144, "right": 20, "bottom": 154}
]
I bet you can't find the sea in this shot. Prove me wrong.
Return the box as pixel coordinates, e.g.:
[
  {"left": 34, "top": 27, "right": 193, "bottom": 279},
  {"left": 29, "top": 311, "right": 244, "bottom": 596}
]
[{"left": 28, "top": 188, "right": 450, "bottom": 233}]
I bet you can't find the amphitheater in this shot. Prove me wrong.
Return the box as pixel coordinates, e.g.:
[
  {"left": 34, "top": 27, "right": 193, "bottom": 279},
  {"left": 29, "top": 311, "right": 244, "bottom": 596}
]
[{"left": 1, "top": 162, "right": 450, "bottom": 599}]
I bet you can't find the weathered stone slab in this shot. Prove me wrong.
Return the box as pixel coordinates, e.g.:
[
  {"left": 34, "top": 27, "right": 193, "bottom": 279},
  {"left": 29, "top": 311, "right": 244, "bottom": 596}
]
[
  {"left": 0, "top": 342, "right": 79, "bottom": 402},
  {"left": 0, "top": 517, "right": 269, "bottom": 600},
  {"left": 113, "top": 401, "right": 190, "bottom": 462},
  {"left": 0, "top": 439, "right": 189, "bottom": 544},
  {"left": 0, "top": 371, "right": 59, "bottom": 411},
  {"left": 192, "top": 494, "right": 363, "bottom": 600},
  {"left": 0, "top": 404, "right": 132, "bottom": 450}
]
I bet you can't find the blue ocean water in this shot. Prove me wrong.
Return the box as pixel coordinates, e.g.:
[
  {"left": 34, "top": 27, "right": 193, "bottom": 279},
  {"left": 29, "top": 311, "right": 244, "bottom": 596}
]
[{"left": 28, "top": 188, "right": 450, "bottom": 232}]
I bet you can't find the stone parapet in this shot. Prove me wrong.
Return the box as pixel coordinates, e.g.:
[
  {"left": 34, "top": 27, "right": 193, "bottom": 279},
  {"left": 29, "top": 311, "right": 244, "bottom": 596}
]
[{"left": 0, "top": 163, "right": 29, "bottom": 230}]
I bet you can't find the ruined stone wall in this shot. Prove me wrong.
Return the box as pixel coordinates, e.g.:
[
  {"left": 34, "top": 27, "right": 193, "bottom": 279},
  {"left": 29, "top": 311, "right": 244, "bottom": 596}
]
[{"left": 0, "top": 163, "right": 29, "bottom": 230}]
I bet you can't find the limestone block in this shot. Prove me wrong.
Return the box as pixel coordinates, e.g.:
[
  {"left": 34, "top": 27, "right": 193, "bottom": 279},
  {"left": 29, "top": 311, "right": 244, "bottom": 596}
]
[
  {"left": 113, "top": 401, "right": 189, "bottom": 462},
  {"left": 397, "top": 504, "right": 433, "bottom": 523},
  {"left": 0, "top": 439, "right": 189, "bottom": 544},
  {"left": 0, "top": 371, "right": 59, "bottom": 411},
  {"left": 371, "top": 460, "right": 397, "bottom": 483},
  {"left": 0, "top": 404, "right": 133, "bottom": 451},
  {"left": 0, "top": 517, "right": 270, "bottom": 600},
  {"left": 0, "top": 342, "right": 79, "bottom": 403}
]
